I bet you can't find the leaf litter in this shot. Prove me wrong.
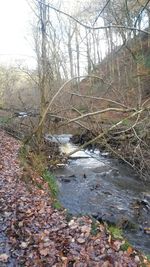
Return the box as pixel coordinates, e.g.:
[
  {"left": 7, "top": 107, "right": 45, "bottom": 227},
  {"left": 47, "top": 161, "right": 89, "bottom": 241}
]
[{"left": 0, "top": 129, "right": 149, "bottom": 267}]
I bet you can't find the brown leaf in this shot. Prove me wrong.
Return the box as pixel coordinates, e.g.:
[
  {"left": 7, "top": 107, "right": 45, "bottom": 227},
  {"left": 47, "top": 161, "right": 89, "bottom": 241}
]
[
  {"left": 0, "top": 253, "right": 9, "bottom": 263},
  {"left": 101, "top": 261, "right": 110, "bottom": 267},
  {"left": 77, "top": 237, "right": 86, "bottom": 244},
  {"left": 20, "top": 242, "right": 28, "bottom": 249},
  {"left": 18, "top": 221, "right": 24, "bottom": 227},
  {"left": 39, "top": 248, "right": 50, "bottom": 256},
  {"left": 61, "top": 256, "right": 68, "bottom": 266},
  {"left": 108, "top": 234, "right": 111, "bottom": 243},
  {"left": 127, "top": 246, "right": 133, "bottom": 255},
  {"left": 113, "top": 240, "right": 123, "bottom": 251},
  {"left": 0, "top": 165, "right": 3, "bottom": 170}
]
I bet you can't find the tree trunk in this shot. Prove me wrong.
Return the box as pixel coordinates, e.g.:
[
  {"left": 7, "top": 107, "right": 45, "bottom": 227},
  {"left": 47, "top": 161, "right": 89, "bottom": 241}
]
[{"left": 36, "top": 0, "right": 48, "bottom": 144}]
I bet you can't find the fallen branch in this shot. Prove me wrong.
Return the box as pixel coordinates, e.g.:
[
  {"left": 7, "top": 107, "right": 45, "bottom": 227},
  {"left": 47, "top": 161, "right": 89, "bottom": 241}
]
[
  {"left": 67, "top": 108, "right": 144, "bottom": 157},
  {"left": 63, "top": 107, "right": 136, "bottom": 126},
  {"left": 33, "top": 75, "right": 107, "bottom": 136},
  {"left": 68, "top": 92, "right": 129, "bottom": 108}
]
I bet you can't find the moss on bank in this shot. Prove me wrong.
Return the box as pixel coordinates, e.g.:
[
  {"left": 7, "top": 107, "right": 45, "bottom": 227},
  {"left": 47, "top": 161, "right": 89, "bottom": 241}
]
[
  {"left": 108, "top": 225, "right": 123, "bottom": 240},
  {"left": 19, "top": 145, "right": 62, "bottom": 210},
  {"left": 42, "top": 170, "right": 58, "bottom": 198}
]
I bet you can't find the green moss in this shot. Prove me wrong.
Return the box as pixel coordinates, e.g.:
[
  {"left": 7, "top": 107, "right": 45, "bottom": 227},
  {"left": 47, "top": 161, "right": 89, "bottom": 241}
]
[
  {"left": 77, "top": 106, "right": 89, "bottom": 113},
  {"left": 42, "top": 170, "right": 59, "bottom": 198},
  {"left": 52, "top": 200, "right": 62, "bottom": 210},
  {"left": 19, "top": 145, "right": 28, "bottom": 158},
  {"left": 0, "top": 116, "right": 11, "bottom": 124},
  {"left": 122, "top": 118, "right": 131, "bottom": 127},
  {"left": 108, "top": 225, "right": 123, "bottom": 240},
  {"left": 36, "top": 183, "right": 43, "bottom": 190},
  {"left": 146, "top": 255, "right": 150, "bottom": 261},
  {"left": 19, "top": 147, "right": 60, "bottom": 204},
  {"left": 120, "top": 241, "right": 131, "bottom": 251},
  {"left": 91, "top": 219, "right": 99, "bottom": 236}
]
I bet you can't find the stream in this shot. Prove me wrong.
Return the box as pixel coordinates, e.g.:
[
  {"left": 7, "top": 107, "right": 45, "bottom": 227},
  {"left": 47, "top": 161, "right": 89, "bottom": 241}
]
[{"left": 48, "top": 134, "right": 150, "bottom": 254}]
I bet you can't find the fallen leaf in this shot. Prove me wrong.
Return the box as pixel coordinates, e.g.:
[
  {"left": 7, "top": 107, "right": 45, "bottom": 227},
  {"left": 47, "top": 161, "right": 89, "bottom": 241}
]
[
  {"left": 0, "top": 165, "right": 3, "bottom": 170},
  {"left": 77, "top": 237, "right": 86, "bottom": 244},
  {"left": 134, "top": 255, "right": 140, "bottom": 263},
  {"left": 0, "top": 253, "right": 9, "bottom": 262},
  {"left": 20, "top": 242, "right": 28, "bottom": 249},
  {"left": 113, "top": 240, "right": 123, "bottom": 251},
  {"left": 108, "top": 234, "right": 111, "bottom": 243},
  {"left": 127, "top": 246, "right": 133, "bottom": 255},
  {"left": 101, "top": 261, "right": 110, "bottom": 267},
  {"left": 61, "top": 257, "right": 68, "bottom": 267},
  {"left": 18, "top": 221, "right": 24, "bottom": 227},
  {"left": 81, "top": 225, "right": 91, "bottom": 233},
  {"left": 39, "top": 248, "right": 50, "bottom": 256}
]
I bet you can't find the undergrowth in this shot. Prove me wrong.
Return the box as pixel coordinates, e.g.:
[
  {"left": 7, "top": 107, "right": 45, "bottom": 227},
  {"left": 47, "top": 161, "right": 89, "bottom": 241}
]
[
  {"left": 120, "top": 241, "right": 132, "bottom": 251},
  {"left": 108, "top": 225, "right": 123, "bottom": 240},
  {"left": 0, "top": 116, "right": 12, "bottom": 125},
  {"left": 19, "top": 144, "right": 61, "bottom": 209},
  {"left": 90, "top": 218, "right": 100, "bottom": 236},
  {"left": 42, "top": 169, "right": 59, "bottom": 198}
]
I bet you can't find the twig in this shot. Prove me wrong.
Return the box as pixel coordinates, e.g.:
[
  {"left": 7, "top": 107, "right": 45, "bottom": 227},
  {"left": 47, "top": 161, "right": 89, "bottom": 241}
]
[
  {"left": 67, "top": 108, "right": 144, "bottom": 156},
  {"left": 34, "top": 75, "right": 106, "bottom": 135},
  {"left": 35, "top": 0, "right": 150, "bottom": 34}
]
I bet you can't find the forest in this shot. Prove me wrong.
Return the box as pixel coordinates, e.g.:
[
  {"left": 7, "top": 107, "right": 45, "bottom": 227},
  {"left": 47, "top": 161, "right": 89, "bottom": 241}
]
[{"left": 0, "top": 0, "right": 150, "bottom": 266}]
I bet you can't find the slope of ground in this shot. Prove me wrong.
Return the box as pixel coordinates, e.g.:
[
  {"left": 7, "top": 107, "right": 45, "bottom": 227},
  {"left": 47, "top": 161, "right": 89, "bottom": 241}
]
[{"left": 66, "top": 31, "right": 150, "bottom": 125}]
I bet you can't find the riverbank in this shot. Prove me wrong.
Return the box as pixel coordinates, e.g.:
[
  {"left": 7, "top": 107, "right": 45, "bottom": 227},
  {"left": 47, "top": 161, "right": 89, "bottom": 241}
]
[{"left": 0, "top": 129, "right": 150, "bottom": 266}]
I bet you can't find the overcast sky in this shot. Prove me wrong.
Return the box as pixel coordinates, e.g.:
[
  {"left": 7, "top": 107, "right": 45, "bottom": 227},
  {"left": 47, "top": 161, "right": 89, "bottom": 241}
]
[
  {"left": 0, "top": 0, "right": 83, "bottom": 68},
  {"left": 0, "top": 0, "right": 37, "bottom": 67},
  {"left": 0, "top": 0, "right": 91, "bottom": 69}
]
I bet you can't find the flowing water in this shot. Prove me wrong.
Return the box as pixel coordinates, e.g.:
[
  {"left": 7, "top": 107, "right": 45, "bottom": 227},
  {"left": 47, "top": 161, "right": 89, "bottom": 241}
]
[{"left": 47, "top": 134, "right": 150, "bottom": 254}]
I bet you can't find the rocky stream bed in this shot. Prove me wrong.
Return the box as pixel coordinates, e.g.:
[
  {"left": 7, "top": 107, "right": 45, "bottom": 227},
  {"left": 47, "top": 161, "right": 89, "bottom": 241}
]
[{"left": 47, "top": 134, "right": 150, "bottom": 255}]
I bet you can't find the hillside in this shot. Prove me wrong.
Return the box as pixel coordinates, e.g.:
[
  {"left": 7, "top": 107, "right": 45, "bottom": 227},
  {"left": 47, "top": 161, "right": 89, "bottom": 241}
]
[
  {"left": 68, "top": 31, "right": 150, "bottom": 121},
  {"left": 62, "top": 32, "right": 150, "bottom": 180}
]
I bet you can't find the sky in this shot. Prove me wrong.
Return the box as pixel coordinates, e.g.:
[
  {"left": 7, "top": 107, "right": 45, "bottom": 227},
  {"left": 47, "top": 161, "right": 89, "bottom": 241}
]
[
  {"left": 0, "top": 0, "right": 148, "bottom": 71},
  {"left": 0, "top": 0, "right": 36, "bottom": 68},
  {"left": 0, "top": 0, "right": 102, "bottom": 70},
  {"left": 0, "top": 0, "right": 82, "bottom": 69}
]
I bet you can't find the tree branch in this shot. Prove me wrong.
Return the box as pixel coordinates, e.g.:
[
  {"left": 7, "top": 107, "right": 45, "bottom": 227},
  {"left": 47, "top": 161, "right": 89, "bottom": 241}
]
[
  {"left": 67, "top": 108, "right": 144, "bottom": 157},
  {"left": 69, "top": 92, "right": 129, "bottom": 108},
  {"left": 63, "top": 107, "right": 136, "bottom": 126},
  {"left": 134, "top": 0, "right": 150, "bottom": 28},
  {"left": 34, "top": 75, "right": 105, "bottom": 134},
  {"left": 35, "top": 0, "right": 150, "bottom": 34}
]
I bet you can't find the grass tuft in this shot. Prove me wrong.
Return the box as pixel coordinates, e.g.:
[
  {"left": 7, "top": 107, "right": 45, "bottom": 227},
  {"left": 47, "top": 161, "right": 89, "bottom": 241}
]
[
  {"left": 91, "top": 219, "right": 99, "bottom": 236},
  {"left": 108, "top": 225, "right": 123, "bottom": 240},
  {"left": 42, "top": 170, "right": 59, "bottom": 198},
  {"left": 120, "top": 241, "right": 131, "bottom": 251}
]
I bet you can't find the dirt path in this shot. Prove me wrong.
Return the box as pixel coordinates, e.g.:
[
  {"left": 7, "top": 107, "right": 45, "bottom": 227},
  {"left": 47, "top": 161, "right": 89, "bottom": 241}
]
[{"left": 0, "top": 129, "right": 149, "bottom": 266}]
